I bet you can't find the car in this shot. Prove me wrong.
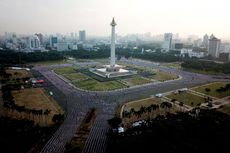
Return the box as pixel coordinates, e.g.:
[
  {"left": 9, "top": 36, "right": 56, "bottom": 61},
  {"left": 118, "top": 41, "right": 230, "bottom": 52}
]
[
  {"left": 132, "top": 120, "right": 146, "bottom": 127},
  {"left": 155, "top": 93, "right": 163, "bottom": 98},
  {"left": 178, "top": 88, "right": 188, "bottom": 92}
]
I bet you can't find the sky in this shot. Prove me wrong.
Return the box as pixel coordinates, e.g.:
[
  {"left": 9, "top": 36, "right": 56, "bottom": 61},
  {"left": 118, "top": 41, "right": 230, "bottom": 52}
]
[{"left": 0, "top": 0, "right": 230, "bottom": 39}]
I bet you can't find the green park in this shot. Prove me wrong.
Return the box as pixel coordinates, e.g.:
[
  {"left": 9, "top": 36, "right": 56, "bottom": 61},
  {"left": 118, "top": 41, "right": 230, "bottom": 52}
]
[{"left": 54, "top": 65, "right": 178, "bottom": 91}]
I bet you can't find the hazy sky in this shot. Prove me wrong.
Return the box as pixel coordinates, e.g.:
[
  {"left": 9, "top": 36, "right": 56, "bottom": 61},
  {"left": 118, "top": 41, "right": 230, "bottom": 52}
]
[{"left": 0, "top": 0, "right": 230, "bottom": 39}]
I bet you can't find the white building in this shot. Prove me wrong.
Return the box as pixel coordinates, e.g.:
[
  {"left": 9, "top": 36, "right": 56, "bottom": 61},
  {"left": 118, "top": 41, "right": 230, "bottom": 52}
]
[
  {"left": 180, "top": 48, "right": 206, "bottom": 58},
  {"left": 162, "top": 33, "right": 172, "bottom": 51},
  {"left": 71, "top": 44, "right": 78, "bottom": 50},
  {"left": 28, "top": 35, "right": 40, "bottom": 51},
  {"left": 208, "top": 35, "right": 221, "bottom": 58}
]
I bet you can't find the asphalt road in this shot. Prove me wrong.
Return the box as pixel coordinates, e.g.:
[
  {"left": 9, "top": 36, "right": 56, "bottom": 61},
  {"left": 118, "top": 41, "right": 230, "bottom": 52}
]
[{"left": 33, "top": 59, "right": 229, "bottom": 153}]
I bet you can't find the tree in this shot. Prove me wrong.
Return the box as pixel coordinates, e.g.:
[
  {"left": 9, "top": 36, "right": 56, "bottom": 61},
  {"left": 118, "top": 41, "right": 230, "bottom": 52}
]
[
  {"left": 160, "top": 102, "right": 172, "bottom": 114},
  {"left": 179, "top": 102, "right": 184, "bottom": 106},
  {"left": 191, "top": 102, "right": 194, "bottom": 107},
  {"left": 52, "top": 114, "right": 64, "bottom": 124}
]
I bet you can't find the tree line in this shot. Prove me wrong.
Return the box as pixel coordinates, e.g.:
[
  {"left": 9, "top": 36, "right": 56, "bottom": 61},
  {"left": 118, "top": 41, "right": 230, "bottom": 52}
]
[
  {"left": 181, "top": 60, "right": 230, "bottom": 74},
  {"left": 0, "top": 50, "right": 65, "bottom": 65},
  {"left": 0, "top": 48, "right": 182, "bottom": 66},
  {"left": 106, "top": 109, "right": 230, "bottom": 153}
]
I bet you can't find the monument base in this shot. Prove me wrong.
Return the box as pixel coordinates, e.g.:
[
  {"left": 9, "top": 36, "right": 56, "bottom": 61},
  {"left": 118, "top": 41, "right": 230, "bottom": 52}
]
[
  {"left": 90, "top": 65, "right": 136, "bottom": 78},
  {"left": 105, "top": 64, "right": 123, "bottom": 72}
]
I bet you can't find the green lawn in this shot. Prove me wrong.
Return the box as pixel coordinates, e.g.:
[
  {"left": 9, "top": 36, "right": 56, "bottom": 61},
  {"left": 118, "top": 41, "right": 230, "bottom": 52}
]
[
  {"left": 182, "top": 68, "right": 220, "bottom": 75},
  {"left": 55, "top": 66, "right": 127, "bottom": 91},
  {"left": 54, "top": 67, "right": 77, "bottom": 75},
  {"left": 148, "top": 71, "right": 178, "bottom": 81},
  {"left": 161, "top": 62, "right": 181, "bottom": 69},
  {"left": 123, "top": 76, "right": 152, "bottom": 86},
  {"left": 124, "top": 98, "right": 160, "bottom": 112},
  {"left": 166, "top": 92, "right": 206, "bottom": 106},
  {"left": 192, "top": 82, "right": 230, "bottom": 98},
  {"left": 30, "top": 60, "right": 68, "bottom": 66},
  {"left": 54, "top": 64, "right": 178, "bottom": 91},
  {"left": 73, "top": 78, "right": 127, "bottom": 91},
  {"left": 63, "top": 73, "right": 87, "bottom": 81}
]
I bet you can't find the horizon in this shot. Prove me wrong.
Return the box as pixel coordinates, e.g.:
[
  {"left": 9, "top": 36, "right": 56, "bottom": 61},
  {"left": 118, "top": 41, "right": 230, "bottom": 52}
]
[{"left": 1, "top": 0, "right": 230, "bottom": 40}]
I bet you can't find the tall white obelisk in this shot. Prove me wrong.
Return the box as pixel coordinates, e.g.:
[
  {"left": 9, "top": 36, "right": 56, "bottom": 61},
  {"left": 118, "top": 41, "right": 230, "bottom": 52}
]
[{"left": 110, "top": 18, "right": 116, "bottom": 67}]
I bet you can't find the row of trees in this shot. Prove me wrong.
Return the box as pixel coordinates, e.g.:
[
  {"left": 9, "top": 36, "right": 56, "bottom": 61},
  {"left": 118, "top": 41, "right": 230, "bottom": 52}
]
[
  {"left": 122, "top": 102, "right": 174, "bottom": 127},
  {"left": 0, "top": 48, "right": 182, "bottom": 66},
  {"left": 216, "top": 84, "right": 230, "bottom": 92},
  {"left": 0, "top": 50, "right": 65, "bottom": 65},
  {"left": 106, "top": 109, "right": 230, "bottom": 153},
  {"left": 181, "top": 60, "right": 230, "bottom": 74}
]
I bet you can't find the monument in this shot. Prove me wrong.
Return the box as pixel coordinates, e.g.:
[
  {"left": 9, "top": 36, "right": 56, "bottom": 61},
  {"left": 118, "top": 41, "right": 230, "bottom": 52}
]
[{"left": 90, "top": 18, "right": 136, "bottom": 78}]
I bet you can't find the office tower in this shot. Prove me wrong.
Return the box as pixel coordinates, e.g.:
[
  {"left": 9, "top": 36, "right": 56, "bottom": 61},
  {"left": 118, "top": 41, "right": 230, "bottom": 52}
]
[
  {"left": 29, "top": 35, "right": 40, "bottom": 50},
  {"left": 203, "top": 34, "right": 209, "bottom": 48},
  {"left": 50, "top": 36, "right": 58, "bottom": 48},
  {"left": 162, "top": 33, "right": 172, "bottom": 51},
  {"left": 35, "top": 33, "right": 43, "bottom": 45},
  {"left": 79, "top": 30, "right": 86, "bottom": 42},
  {"left": 208, "top": 34, "right": 221, "bottom": 58}
]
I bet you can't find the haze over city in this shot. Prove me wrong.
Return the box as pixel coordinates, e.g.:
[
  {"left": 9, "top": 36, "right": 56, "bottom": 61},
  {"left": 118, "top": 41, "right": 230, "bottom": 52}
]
[
  {"left": 1, "top": 0, "right": 230, "bottom": 153},
  {"left": 1, "top": 0, "right": 230, "bottom": 39}
]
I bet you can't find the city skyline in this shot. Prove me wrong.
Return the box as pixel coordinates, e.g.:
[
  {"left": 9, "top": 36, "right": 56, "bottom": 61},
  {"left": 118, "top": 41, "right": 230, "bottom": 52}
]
[{"left": 1, "top": 0, "right": 230, "bottom": 39}]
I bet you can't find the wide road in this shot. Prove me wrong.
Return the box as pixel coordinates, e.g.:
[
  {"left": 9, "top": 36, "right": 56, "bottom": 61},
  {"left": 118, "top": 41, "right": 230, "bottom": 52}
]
[{"left": 33, "top": 59, "right": 228, "bottom": 153}]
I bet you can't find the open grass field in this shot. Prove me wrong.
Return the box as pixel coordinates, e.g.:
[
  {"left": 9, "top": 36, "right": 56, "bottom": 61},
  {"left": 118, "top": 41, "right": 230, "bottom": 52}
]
[
  {"left": 123, "top": 64, "right": 178, "bottom": 82},
  {"left": 123, "top": 98, "right": 161, "bottom": 112},
  {"left": 54, "top": 64, "right": 178, "bottom": 91},
  {"left": 192, "top": 82, "right": 230, "bottom": 98},
  {"left": 12, "top": 88, "right": 63, "bottom": 113},
  {"left": 64, "top": 73, "right": 87, "bottom": 81},
  {"left": 122, "top": 76, "right": 152, "bottom": 86},
  {"left": 54, "top": 67, "right": 77, "bottom": 75},
  {"left": 11, "top": 88, "right": 64, "bottom": 125},
  {"left": 6, "top": 69, "right": 32, "bottom": 79},
  {"left": 161, "top": 62, "right": 181, "bottom": 69},
  {"left": 30, "top": 60, "right": 68, "bottom": 66},
  {"left": 73, "top": 78, "right": 127, "bottom": 91},
  {"left": 166, "top": 92, "right": 206, "bottom": 106},
  {"left": 55, "top": 67, "right": 128, "bottom": 91},
  {"left": 148, "top": 71, "right": 178, "bottom": 81}
]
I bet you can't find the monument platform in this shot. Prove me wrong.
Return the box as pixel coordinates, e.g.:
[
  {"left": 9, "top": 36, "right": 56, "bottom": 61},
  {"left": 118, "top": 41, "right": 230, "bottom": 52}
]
[{"left": 90, "top": 65, "right": 136, "bottom": 78}]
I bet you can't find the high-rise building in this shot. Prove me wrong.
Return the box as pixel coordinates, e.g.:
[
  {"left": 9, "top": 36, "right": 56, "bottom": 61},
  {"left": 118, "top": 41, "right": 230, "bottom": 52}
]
[
  {"left": 79, "top": 30, "right": 86, "bottom": 42},
  {"left": 203, "top": 34, "right": 209, "bottom": 48},
  {"left": 208, "top": 34, "right": 221, "bottom": 58},
  {"left": 28, "top": 35, "right": 40, "bottom": 50},
  {"left": 50, "top": 36, "right": 58, "bottom": 48},
  {"left": 35, "top": 33, "right": 43, "bottom": 45},
  {"left": 162, "top": 33, "right": 172, "bottom": 51}
]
